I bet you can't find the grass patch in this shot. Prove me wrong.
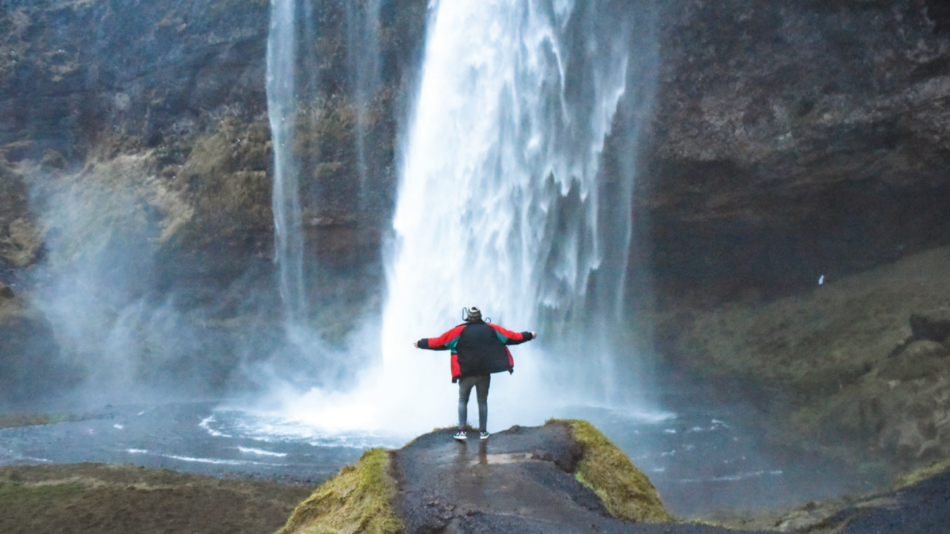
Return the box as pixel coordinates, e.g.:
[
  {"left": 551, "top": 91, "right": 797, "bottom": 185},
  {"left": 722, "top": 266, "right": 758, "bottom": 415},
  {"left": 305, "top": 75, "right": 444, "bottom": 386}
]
[
  {"left": 897, "top": 458, "right": 950, "bottom": 488},
  {"left": 0, "top": 480, "right": 83, "bottom": 505},
  {"left": 276, "top": 448, "right": 402, "bottom": 534},
  {"left": 0, "top": 413, "right": 75, "bottom": 429},
  {"left": 553, "top": 419, "right": 673, "bottom": 523}
]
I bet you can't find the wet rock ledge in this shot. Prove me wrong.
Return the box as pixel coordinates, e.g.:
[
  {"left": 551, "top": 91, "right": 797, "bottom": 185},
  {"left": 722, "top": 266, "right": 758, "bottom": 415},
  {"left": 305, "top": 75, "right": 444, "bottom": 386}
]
[
  {"left": 277, "top": 420, "right": 950, "bottom": 533},
  {"left": 278, "top": 420, "right": 769, "bottom": 534}
]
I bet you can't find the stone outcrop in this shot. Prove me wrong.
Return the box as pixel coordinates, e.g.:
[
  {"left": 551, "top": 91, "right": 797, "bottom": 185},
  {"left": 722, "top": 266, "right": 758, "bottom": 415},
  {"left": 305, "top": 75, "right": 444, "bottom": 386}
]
[
  {"left": 909, "top": 309, "right": 950, "bottom": 342},
  {"left": 0, "top": 161, "right": 42, "bottom": 269},
  {"left": 281, "top": 422, "right": 685, "bottom": 534}
]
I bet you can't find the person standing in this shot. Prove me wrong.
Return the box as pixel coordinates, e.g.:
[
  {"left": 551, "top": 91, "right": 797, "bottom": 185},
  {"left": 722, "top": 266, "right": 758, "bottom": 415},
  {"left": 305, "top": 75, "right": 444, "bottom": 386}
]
[{"left": 414, "top": 306, "right": 536, "bottom": 441}]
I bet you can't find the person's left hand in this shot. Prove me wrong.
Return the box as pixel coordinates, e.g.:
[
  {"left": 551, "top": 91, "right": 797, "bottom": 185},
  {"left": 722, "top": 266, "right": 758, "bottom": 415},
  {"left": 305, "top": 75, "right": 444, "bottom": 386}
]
[{"left": 413, "top": 341, "right": 419, "bottom": 348}]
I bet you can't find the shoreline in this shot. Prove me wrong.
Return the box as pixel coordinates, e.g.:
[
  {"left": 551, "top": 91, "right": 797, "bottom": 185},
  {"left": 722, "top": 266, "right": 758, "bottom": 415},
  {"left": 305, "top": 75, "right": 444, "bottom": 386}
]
[
  {"left": 4, "top": 446, "right": 949, "bottom": 533},
  {"left": 0, "top": 462, "right": 314, "bottom": 534}
]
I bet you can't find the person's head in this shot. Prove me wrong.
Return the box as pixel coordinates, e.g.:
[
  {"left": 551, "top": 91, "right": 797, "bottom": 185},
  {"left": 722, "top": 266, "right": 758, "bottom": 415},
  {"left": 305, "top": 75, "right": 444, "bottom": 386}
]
[{"left": 464, "top": 306, "right": 482, "bottom": 322}]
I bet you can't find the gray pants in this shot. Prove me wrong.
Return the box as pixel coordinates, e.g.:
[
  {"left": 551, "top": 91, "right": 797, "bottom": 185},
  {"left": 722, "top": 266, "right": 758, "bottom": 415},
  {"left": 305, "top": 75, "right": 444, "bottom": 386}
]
[{"left": 458, "top": 375, "right": 490, "bottom": 432}]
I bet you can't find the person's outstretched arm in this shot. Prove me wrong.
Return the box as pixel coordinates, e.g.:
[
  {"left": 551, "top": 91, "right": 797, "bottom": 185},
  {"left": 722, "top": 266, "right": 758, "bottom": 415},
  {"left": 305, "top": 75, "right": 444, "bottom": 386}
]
[
  {"left": 414, "top": 324, "right": 466, "bottom": 350},
  {"left": 488, "top": 324, "right": 536, "bottom": 345}
]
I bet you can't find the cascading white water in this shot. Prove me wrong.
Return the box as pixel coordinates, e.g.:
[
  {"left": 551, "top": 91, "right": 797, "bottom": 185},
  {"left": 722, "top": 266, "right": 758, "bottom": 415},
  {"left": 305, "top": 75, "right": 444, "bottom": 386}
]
[
  {"left": 269, "top": 0, "right": 658, "bottom": 437},
  {"left": 381, "top": 0, "right": 640, "bottom": 402},
  {"left": 267, "top": 0, "right": 307, "bottom": 326}
]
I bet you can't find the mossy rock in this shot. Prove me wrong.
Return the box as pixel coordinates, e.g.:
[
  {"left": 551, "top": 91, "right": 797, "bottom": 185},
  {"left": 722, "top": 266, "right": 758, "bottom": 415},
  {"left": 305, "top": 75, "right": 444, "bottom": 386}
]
[
  {"left": 555, "top": 419, "right": 673, "bottom": 523},
  {"left": 277, "top": 449, "right": 402, "bottom": 534},
  {"left": 280, "top": 422, "right": 671, "bottom": 533}
]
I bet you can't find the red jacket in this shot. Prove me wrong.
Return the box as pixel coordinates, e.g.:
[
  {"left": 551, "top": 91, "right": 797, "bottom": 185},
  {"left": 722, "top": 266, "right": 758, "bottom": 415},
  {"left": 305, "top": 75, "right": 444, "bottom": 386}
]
[{"left": 417, "top": 321, "right": 534, "bottom": 382}]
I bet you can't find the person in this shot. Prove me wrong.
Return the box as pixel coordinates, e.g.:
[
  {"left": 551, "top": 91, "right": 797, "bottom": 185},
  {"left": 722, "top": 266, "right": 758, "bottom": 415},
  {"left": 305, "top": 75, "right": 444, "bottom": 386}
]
[{"left": 414, "top": 306, "right": 536, "bottom": 441}]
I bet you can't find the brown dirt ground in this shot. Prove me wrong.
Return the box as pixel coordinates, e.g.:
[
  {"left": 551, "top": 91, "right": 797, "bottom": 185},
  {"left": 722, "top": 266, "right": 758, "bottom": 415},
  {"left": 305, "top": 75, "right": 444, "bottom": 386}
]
[{"left": 0, "top": 463, "right": 313, "bottom": 534}]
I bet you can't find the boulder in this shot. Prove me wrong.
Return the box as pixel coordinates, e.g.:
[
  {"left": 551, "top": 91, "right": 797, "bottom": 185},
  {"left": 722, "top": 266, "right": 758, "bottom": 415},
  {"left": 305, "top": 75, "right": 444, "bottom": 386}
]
[{"left": 910, "top": 310, "right": 950, "bottom": 343}]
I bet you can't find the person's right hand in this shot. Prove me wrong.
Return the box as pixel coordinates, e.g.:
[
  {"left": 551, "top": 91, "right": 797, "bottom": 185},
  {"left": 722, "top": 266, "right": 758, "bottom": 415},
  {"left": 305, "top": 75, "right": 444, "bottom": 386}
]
[
  {"left": 413, "top": 341, "right": 419, "bottom": 348},
  {"left": 531, "top": 331, "right": 537, "bottom": 339}
]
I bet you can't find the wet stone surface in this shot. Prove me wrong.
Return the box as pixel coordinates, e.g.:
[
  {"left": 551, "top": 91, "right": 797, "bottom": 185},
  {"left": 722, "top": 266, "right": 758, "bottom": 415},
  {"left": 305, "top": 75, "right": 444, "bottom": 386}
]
[{"left": 390, "top": 425, "right": 771, "bottom": 534}]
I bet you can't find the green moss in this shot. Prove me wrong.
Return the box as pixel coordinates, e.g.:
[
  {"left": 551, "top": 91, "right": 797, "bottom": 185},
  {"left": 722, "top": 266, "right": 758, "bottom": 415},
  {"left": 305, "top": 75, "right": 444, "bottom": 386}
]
[
  {"left": 172, "top": 118, "right": 273, "bottom": 246},
  {"left": 277, "top": 448, "right": 402, "bottom": 534},
  {"left": 574, "top": 471, "right": 594, "bottom": 490},
  {"left": 897, "top": 458, "right": 950, "bottom": 488},
  {"left": 553, "top": 419, "right": 673, "bottom": 523}
]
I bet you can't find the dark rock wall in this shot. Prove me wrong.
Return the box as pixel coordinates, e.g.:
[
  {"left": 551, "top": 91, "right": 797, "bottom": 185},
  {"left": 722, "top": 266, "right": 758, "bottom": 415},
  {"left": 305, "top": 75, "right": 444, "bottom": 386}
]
[
  {"left": 5, "top": 0, "right": 948, "bottom": 311},
  {"left": 642, "top": 0, "right": 950, "bottom": 306},
  {"left": 0, "top": 0, "right": 270, "bottom": 158}
]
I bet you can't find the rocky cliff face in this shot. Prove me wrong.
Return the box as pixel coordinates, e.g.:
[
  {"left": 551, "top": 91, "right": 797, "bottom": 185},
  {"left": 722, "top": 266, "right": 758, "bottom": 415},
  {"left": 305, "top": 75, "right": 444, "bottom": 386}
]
[
  {"left": 643, "top": 0, "right": 950, "bottom": 305},
  {"left": 5, "top": 0, "right": 947, "bottom": 315},
  {"left": 2, "top": 0, "right": 950, "bottom": 467},
  {"left": 637, "top": 0, "right": 950, "bottom": 469},
  {"left": 0, "top": 0, "right": 428, "bottom": 403},
  {"left": 0, "top": 0, "right": 426, "bottom": 301}
]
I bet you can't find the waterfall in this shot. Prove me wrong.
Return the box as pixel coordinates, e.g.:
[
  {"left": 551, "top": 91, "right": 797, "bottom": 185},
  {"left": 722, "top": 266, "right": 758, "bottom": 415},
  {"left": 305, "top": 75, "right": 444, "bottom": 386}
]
[
  {"left": 267, "top": 0, "right": 307, "bottom": 326},
  {"left": 380, "top": 0, "right": 655, "bottom": 406},
  {"left": 270, "top": 0, "right": 658, "bottom": 435},
  {"left": 345, "top": 0, "right": 382, "bottom": 202}
]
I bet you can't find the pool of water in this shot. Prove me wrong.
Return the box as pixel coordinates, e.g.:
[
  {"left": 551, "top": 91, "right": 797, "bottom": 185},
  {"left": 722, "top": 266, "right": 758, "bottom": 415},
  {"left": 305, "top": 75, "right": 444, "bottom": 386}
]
[
  {"left": 0, "top": 395, "right": 882, "bottom": 516},
  {"left": 562, "top": 396, "right": 883, "bottom": 516},
  {"left": 0, "top": 403, "right": 367, "bottom": 484}
]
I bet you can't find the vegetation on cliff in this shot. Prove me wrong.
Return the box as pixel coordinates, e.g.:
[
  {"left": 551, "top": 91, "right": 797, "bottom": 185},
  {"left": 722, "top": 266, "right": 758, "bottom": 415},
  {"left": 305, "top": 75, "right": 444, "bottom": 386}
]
[
  {"left": 557, "top": 419, "right": 673, "bottom": 523},
  {"left": 277, "top": 448, "right": 402, "bottom": 534},
  {"left": 659, "top": 246, "right": 950, "bottom": 474}
]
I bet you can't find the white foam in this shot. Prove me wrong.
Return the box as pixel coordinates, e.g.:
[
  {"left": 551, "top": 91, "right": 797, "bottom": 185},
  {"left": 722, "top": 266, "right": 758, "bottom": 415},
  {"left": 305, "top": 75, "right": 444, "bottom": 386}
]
[
  {"left": 237, "top": 446, "right": 288, "bottom": 458},
  {"left": 676, "top": 470, "right": 785, "bottom": 484},
  {"left": 163, "top": 454, "right": 253, "bottom": 466},
  {"left": 199, "top": 414, "right": 233, "bottom": 438}
]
